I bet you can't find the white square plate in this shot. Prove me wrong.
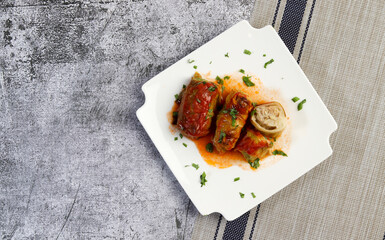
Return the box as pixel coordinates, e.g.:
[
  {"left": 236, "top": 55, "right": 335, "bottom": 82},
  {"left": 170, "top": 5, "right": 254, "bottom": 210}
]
[{"left": 136, "top": 20, "right": 337, "bottom": 220}]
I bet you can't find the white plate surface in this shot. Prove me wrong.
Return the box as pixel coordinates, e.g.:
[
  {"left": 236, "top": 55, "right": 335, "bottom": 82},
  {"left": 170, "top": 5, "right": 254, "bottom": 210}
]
[{"left": 136, "top": 20, "right": 337, "bottom": 221}]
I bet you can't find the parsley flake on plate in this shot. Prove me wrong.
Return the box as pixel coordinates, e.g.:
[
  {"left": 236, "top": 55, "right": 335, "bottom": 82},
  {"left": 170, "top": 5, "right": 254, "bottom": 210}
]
[
  {"left": 242, "top": 75, "right": 255, "bottom": 87},
  {"left": 192, "top": 163, "right": 199, "bottom": 170},
  {"left": 243, "top": 49, "right": 252, "bottom": 55},
  {"left": 239, "top": 192, "right": 245, "bottom": 198},
  {"left": 239, "top": 69, "right": 245, "bottom": 74},
  {"left": 272, "top": 150, "right": 288, "bottom": 156},
  {"left": 292, "top": 97, "right": 300, "bottom": 102},
  {"left": 200, "top": 172, "right": 207, "bottom": 187},
  {"left": 215, "top": 76, "right": 223, "bottom": 85},
  {"left": 298, "top": 99, "right": 306, "bottom": 111},
  {"left": 205, "top": 143, "right": 214, "bottom": 153},
  {"left": 264, "top": 59, "right": 274, "bottom": 68},
  {"left": 234, "top": 177, "right": 240, "bottom": 182},
  {"left": 248, "top": 158, "right": 260, "bottom": 169}
]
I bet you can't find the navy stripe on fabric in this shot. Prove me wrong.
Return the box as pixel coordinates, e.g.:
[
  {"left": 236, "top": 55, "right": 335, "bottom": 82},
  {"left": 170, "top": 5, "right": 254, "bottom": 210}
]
[
  {"left": 248, "top": 204, "right": 261, "bottom": 240},
  {"left": 383, "top": 231, "right": 385, "bottom": 240},
  {"left": 278, "top": 0, "right": 307, "bottom": 54},
  {"left": 297, "top": 0, "right": 316, "bottom": 63},
  {"left": 222, "top": 211, "right": 250, "bottom": 240},
  {"left": 213, "top": 215, "right": 222, "bottom": 240},
  {"left": 272, "top": 0, "right": 282, "bottom": 27}
]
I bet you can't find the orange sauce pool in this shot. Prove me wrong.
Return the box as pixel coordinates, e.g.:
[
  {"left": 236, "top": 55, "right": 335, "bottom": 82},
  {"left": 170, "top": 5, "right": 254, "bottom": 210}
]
[{"left": 169, "top": 72, "right": 291, "bottom": 170}]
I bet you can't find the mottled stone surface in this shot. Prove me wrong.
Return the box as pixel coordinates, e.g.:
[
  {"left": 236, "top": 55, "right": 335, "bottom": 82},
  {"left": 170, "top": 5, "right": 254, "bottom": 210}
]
[{"left": 0, "top": 0, "right": 253, "bottom": 239}]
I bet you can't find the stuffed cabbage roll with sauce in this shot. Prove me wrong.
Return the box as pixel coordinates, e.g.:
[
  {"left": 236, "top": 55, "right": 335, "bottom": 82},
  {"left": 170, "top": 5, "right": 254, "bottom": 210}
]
[
  {"left": 235, "top": 129, "right": 272, "bottom": 162},
  {"left": 213, "top": 91, "right": 253, "bottom": 153},
  {"left": 177, "top": 72, "right": 221, "bottom": 139},
  {"left": 250, "top": 101, "right": 287, "bottom": 138}
]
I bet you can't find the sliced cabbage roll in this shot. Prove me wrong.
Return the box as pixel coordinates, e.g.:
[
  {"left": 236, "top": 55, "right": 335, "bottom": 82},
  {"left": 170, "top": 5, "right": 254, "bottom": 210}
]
[
  {"left": 250, "top": 101, "right": 287, "bottom": 138},
  {"left": 235, "top": 129, "right": 272, "bottom": 163}
]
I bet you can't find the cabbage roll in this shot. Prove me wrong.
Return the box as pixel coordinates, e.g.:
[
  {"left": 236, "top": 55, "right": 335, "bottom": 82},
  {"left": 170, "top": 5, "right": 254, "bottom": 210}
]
[
  {"left": 235, "top": 129, "right": 272, "bottom": 162},
  {"left": 213, "top": 91, "right": 252, "bottom": 153},
  {"left": 177, "top": 72, "right": 221, "bottom": 139}
]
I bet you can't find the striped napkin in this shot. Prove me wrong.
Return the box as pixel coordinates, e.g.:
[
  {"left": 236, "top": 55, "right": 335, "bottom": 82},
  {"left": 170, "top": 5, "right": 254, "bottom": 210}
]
[{"left": 192, "top": 0, "right": 385, "bottom": 239}]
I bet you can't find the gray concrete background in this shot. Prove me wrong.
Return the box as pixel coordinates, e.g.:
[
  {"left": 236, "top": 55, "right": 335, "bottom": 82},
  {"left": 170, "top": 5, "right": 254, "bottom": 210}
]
[{"left": 0, "top": 0, "right": 253, "bottom": 239}]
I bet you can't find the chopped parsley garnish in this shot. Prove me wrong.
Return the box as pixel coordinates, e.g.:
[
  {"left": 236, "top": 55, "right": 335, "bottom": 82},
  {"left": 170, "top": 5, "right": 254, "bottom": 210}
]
[
  {"left": 179, "top": 133, "right": 183, "bottom": 139},
  {"left": 193, "top": 65, "right": 197, "bottom": 69},
  {"left": 174, "top": 94, "right": 179, "bottom": 100},
  {"left": 250, "top": 109, "right": 256, "bottom": 116},
  {"left": 188, "top": 59, "right": 195, "bottom": 63},
  {"left": 292, "top": 97, "right": 300, "bottom": 102},
  {"left": 274, "top": 137, "right": 276, "bottom": 142},
  {"left": 242, "top": 75, "right": 255, "bottom": 87},
  {"left": 224, "top": 76, "right": 230, "bottom": 80},
  {"left": 239, "top": 192, "right": 245, "bottom": 198},
  {"left": 218, "top": 131, "right": 226, "bottom": 143},
  {"left": 224, "top": 52, "right": 229, "bottom": 57},
  {"left": 248, "top": 158, "right": 260, "bottom": 169},
  {"left": 272, "top": 150, "right": 288, "bottom": 156},
  {"left": 206, "top": 143, "right": 214, "bottom": 153},
  {"left": 208, "top": 86, "right": 217, "bottom": 92},
  {"left": 200, "top": 172, "right": 207, "bottom": 187},
  {"left": 221, "top": 110, "right": 228, "bottom": 114},
  {"left": 229, "top": 108, "right": 238, "bottom": 126},
  {"left": 208, "top": 109, "right": 213, "bottom": 113},
  {"left": 239, "top": 69, "right": 245, "bottom": 74},
  {"left": 298, "top": 99, "right": 306, "bottom": 111},
  {"left": 264, "top": 59, "right": 274, "bottom": 68},
  {"left": 243, "top": 49, "right": 252, "bottom": 55},
  {"left": 183, "top": 143, "right": 187, "bottom": 147},
  {"left": 192, "top": 163, "right": 199, "bottom": 170},
  {"left": 174, "top": 137, "right": 178, "bottom": 141},
  {"left": 251, "top": 192, "right": 256, "bottom": 198},
  {"left": 173, "top": 111, "right": 178, "bottom": 118},
  {"left": 263, "top": 54, "right": 266, "bottom": 57},
  {"left": 234, "top": 177, "right": 240, "bottom": 182},
  {"left": 197, "top": 98, "right": 201, "bottom": 103},
  {"left": 209, "top": 61, "right": 212, "bottom": 64},
  {"left": 183, "top": 84, "right": 186, "bottom": 89},
  {"left": 252, "top": 102, "right": 257, "bottom": 107},
  {"left": 216, "top": 76, "right": 223, "bottom": 85},
  {"left": 221, "top": 85, "right": 225, "bottom": 92}
]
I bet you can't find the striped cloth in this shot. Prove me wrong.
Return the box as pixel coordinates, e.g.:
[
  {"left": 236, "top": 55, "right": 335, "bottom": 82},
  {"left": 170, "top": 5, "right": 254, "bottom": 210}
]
[{"left": 192, "top": 0, "right": 385, "bottom": 239}]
